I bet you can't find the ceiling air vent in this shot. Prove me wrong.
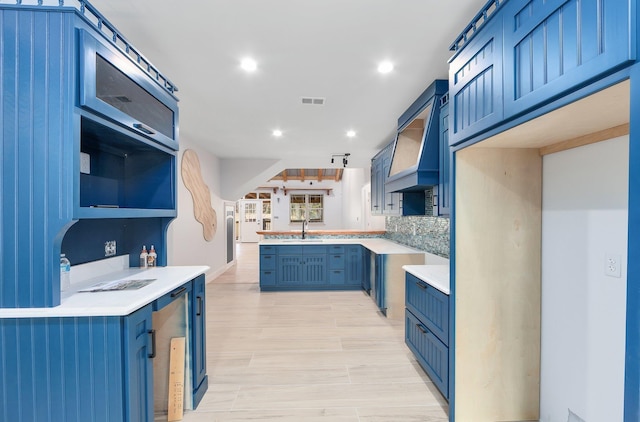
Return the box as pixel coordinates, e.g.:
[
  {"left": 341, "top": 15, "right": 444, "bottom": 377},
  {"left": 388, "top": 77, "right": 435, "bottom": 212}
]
[{"left": 301, "top": 97, "right": 325, "bottom": 105}]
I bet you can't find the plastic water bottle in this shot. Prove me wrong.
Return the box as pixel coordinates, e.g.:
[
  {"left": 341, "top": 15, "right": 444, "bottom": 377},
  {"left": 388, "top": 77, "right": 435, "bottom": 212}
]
[{"left": 60, "top": 254, "right": 71, "bottom": 291}]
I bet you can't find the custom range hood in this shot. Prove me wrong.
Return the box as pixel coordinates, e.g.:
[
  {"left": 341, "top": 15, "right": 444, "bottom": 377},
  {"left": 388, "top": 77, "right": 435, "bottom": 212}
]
[{"left": 386, "top": 79, "right": 447, "bottom": 193}]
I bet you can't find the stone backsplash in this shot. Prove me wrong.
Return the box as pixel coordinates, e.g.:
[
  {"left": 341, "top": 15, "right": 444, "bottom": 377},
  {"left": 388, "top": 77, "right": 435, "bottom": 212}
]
[{"left": 384, "top": 215, "right": 450, "bottom": 258}]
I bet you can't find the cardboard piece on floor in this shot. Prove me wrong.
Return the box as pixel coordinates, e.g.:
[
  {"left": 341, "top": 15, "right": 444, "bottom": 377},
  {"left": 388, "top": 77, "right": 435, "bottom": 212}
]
[{"left": 167, "top": 337, "right": 186, "bottom": 421}]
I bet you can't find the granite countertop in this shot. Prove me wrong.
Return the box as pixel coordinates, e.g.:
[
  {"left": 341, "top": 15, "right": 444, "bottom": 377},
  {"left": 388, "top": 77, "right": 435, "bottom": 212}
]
[
  {"left": 0, "top": 265, "right": 209, "bottom": 318},
  {"left": 260, "top": 237, "right": 424, "bottom": 255},
  {"left": 403, "top": 264, "right": 450, "bottom": 295}
]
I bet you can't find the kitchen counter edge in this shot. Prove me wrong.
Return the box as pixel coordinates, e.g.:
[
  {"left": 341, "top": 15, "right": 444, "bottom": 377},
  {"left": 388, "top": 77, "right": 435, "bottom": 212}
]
[{"left": 0, "top": 265, "right": 209, "bottom": 318}]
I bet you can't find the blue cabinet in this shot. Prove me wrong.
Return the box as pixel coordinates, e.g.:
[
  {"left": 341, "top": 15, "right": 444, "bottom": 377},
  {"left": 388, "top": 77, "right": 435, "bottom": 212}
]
[
  {"left": 449, "top": 14, "right": 504, "bottom": 146},
  {"left": 191, "top": 275, "right": 208, "bottom": 407},
  {"left": 260, "top": 244, "right": 365, "bottom": 291},
  {"left": 124, "top": 304, "right": 154, "bottom": 422},
  {"left": 448, "top": 0, "right": 634, "bottom": 146},
  {"left": 438, "top": 97, "right": 451, "bottom": 216},
  {"left": 502, "top": 0, "right": 633, "bottom": 118},
  {"left": 405, "top": 272, "right": 449, "bottom": 399},
  {"left": 371, "top": 142, "right": 402, "bottom": 215},
  {"left": 0, "top": 5, "right": 179, "bottom": 307},
  {"left": 0, "top": 275, "right": 207, "bottom": 421}
]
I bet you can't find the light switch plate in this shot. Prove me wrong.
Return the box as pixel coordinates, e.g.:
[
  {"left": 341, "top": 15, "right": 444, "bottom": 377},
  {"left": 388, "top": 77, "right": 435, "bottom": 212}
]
[{"left": 80, "top": 152, "right": 91, "bottom": 174}]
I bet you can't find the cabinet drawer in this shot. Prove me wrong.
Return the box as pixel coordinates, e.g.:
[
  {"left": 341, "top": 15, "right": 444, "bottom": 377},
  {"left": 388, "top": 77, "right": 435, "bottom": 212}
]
[
  {"left": 154, "top": 282, "right": 192, "bottom": 310},
  {"left": 260, "top": 245, "right": 276, "bottom": 254},
  {"left": 278, "top": 245, "right": 303, "bottom": 255},
  {"left": 328, "top": 269, "right": 345, "bottom": 284},
  {"left": 302, "top": 245, "right": 327, "bottom": 254},
  {"left": 328, "top": 253, "right": 345, "bottom": 270},
  {"left": 328, "top": 245, "right": 345, "bottom": 254},
  {"left": 405, "top": 273, "right": 449, "bottom": 345},
  {"left": 260, "top": 270, "right": 276, "bottom": 286},
  {"left": 405, "top": 310, "right": 448, "bottom": 399},
  {"left": 260, "top": 254, "right": 276, "bottom": 270}
]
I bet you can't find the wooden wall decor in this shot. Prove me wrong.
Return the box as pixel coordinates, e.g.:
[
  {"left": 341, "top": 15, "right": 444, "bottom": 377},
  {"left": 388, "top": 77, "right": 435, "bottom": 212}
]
[{"left": 181, "top": 149, "right": 217, "bottom": 241}]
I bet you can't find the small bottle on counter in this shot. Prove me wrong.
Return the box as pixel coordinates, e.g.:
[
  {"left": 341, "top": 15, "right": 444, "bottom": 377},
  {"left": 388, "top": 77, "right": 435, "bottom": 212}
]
[
  {"left": 147, "top": 245, "right": 157, "bottom": 267},
  {"left": 140, "top": 245, "right": 148, "bottom": 268},
  {"left": 60, "top": 254, "right": 71, "bottom": 291}
]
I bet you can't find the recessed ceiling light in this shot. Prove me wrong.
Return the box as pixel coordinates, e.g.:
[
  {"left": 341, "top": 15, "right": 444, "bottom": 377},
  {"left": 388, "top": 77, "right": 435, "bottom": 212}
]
[
  {"left": 272, "top": 129, "right": 283, "bottom": 137},
  {"left": 240, "top": 57, "right": 257, "bottom": 72},
  {"left": 346, "top": 130, "right": 356, "bottom": 138},
  {"left": 377, "top": 61, "right": 394, "bottom": 74}
]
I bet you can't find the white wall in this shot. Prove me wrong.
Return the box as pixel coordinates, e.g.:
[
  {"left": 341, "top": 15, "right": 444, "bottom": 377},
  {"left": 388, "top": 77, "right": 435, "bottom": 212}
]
[
  {"left": 269, "top": 179, "right": 344, "bottom": 231},
  {"left": 341, "top": 168, "right": 365, "bottom": 230},
  {"left": 167, "top": 138, "right": 231, "bottom": 280},
  {"left": 540, "top": 136, "right": 628, "bottom": 422}
]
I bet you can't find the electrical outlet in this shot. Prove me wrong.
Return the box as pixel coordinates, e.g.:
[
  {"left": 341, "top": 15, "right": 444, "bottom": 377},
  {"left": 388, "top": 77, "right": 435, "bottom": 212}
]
[
  {"left": 105, "top": 240, "right": 116, "bottom": 257},
  {"left": 80, "top": 152, "right": 91, "bottom": 174},
  {"left": 605, "top": 253, "right": 622, "bottom": 278}
]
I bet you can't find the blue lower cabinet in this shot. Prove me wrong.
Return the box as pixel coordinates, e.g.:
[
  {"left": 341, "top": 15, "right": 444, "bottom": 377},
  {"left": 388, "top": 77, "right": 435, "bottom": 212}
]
[
  {"left": 405, "top": 273, "right": 450, "bottom": 400},
  {"left": 406, "top": 273, "right": 449, "bottom": 345},
  {"left": 405, "top": 310, "right": 449, "bottom": 398},
  {"left": 191, "top": 275, "right": 208, "bottom": 408},
  {"left": 124, "top": 304, "right": 154, "bottom": 422},
  {"left": 0, "top": 310, "right": 152, "bottom": 421},
  {"left": 345, "top": 245, "right": 364, "bottom": 287},
  {"left": 260, "top": 244, "right": 365, "bottom": 291}
]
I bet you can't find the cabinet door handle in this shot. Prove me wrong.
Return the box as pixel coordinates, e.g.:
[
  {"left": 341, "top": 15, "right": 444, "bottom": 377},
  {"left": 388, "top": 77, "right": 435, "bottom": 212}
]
[
  {"left": 170, "top": 286, "right": 187, "bottom": 297},
  {"left": 416, "top": 282, "right": 427, "bottom": 290},
  {"left": 133, "top": 122, "right": 156, "bottom": 135},
  {"left": 196, "top": 296, "right": 202, "bottom": 316},
  {"left": 148, "top": 329, "right": 157, "bottom": 358},
  {"left": 416, "top": 324, "right": 427, "bottom": 335}
]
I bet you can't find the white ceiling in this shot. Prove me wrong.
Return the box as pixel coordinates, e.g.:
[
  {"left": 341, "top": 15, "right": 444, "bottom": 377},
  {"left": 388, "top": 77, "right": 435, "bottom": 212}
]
[{"left": 89, "top": 0, "right": 486, "bottom": 169}]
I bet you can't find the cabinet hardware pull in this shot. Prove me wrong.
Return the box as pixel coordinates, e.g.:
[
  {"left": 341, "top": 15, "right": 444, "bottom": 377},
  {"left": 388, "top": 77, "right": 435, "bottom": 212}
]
[
  {"left": 196, "top": 296, "right": 202, "bottom": 316},
  {"left": 148, "top": 329, "right": 157, "bottom": 358},
  {"left": 334, "top": 255, "right": 341, "bottom": 258},
  {"left": 170, "top": 286, "right": 187, "bottom": 297},
  {"left": 416, "top": 282, "right": 427, "bottom": 290},
  {"left": 133, "top": 122, "right": 156, "bottom": 135},
  {"left": 416, "top": 324, "right": 427, "bottom": 334}
]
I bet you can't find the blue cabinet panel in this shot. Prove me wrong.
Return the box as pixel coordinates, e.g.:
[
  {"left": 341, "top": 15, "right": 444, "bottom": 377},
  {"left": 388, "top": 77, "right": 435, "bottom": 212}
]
[
  {"left": 303, "top": 255, "right": 327, "bottom": 284},
  {"left": 503, "top": 0, "right": 633, "bottom": 117},
  {"left": 0, "top": 8, "right": 75, "bottom": 307},
  {"left": 405, "top": 274, "right": 449, "bottom": 346},
  {"left": 328, "top": 269, "right": 346, "bottom": 284},
  {"left": 449, "top": 17, "right": 504, "bottom": 146},
  {"left": 329, "top": 253, "right": 346, "bottom": 269},
  {"left": 405, "top": 310, "right": 449, "bottom": 398},
  {"left": 124, "top": 304, "right": 153, "bottom": 422},
  {"left": 260, "top": 253, "right": 277, "bottom": 270},
  {"left": 346, "top": 245, "right": 364, "bottom": 286},
  {"left": 191, "top": 275, "right": 208, "bottom": 407},
  {"left": 438, "top": 99, "right": 451, "bottom": 216},
  {"left": 0, "top": 316, "right": 125, "bottom": 421}
]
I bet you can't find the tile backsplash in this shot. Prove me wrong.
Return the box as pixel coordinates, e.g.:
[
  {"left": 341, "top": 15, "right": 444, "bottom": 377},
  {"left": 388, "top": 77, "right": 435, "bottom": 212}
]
[{"left": 385, "top": 215, "right": 450, "bottom": 258}]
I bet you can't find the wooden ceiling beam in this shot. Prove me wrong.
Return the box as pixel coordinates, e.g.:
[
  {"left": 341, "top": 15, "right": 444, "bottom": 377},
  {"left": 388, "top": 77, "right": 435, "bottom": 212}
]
[
  {"left": 335, "top": 168, "right": 343, "bottom": 182},
  {"left": 317, "top": 169, "right": 323, "bottom": 182},
  {"left": 300, "top": 169, "right": 305, "bottom": 181},
  {"left": 282, "top": 170, "right": 288, "bottom": 182}
]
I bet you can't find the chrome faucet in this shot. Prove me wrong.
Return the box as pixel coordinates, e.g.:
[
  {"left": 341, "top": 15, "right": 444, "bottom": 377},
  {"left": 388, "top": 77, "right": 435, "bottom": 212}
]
[{"left": 302, "top": 219, "right": 308, "bottom": 239}]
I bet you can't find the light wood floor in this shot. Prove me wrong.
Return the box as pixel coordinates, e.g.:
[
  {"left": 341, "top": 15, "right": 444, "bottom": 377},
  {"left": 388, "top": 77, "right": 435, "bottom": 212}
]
[{"left": 181, "top": 242, "right": 448, "bottom": 422}]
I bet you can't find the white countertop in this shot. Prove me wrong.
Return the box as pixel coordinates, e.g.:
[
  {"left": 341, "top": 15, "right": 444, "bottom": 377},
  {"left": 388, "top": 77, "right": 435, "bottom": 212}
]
[
  {"left": 0, "top": 265, "right": 209, "bottom": 318},
  {"left": 260, "top": 238, "right": 425, "bottom": 255},
  {"left": 403, "top": 264, "right": 451, "bottom": 295}
]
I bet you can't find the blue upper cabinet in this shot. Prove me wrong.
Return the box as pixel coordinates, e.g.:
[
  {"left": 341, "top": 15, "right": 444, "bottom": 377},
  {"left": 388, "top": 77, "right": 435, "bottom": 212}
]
[
  {"left": 502, "top": 0, "right": 633, "bottom": 117},
  {"left": 0, "top": 4, "right": 179, "bottom": 307},
  {"left": 449, "top": 7, "right": 504, "bottom": 146},
  {"left": 448, "top": 0, "right": 634, "bottom": 146},
  {"left": 386, "top": 80, "right": 448, "bottom": 193}
]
